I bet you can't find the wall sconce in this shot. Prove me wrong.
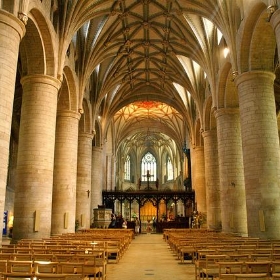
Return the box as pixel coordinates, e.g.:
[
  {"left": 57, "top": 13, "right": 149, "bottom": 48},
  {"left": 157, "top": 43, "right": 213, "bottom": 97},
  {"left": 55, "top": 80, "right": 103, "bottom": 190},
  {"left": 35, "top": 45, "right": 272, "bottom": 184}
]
[
  {"left": 266, "top": 4, "right": 278, "bottom": 22},
  {"left": 86, "top": 190, "right": 90, "bottom": 198},
  {"left": 232, "top": 70, "right": 238, "bottom": 81}
]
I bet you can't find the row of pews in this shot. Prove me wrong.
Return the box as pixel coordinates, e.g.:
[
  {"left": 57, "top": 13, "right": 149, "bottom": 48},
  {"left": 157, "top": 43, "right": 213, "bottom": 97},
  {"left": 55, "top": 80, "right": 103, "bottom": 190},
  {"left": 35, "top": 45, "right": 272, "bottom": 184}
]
[
  {"left": 163, "top": 228, "right": 280, "bottom": 280},
  {"left": 0, "top": 229, "right": 134, "bottom": 280}
]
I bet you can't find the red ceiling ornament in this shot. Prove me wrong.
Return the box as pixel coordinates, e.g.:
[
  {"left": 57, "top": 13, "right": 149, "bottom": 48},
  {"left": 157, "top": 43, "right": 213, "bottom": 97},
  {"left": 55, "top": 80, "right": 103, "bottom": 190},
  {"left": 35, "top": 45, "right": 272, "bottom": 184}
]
[{"left": 135, "top": 101, "right": 160, "bottom": 109}]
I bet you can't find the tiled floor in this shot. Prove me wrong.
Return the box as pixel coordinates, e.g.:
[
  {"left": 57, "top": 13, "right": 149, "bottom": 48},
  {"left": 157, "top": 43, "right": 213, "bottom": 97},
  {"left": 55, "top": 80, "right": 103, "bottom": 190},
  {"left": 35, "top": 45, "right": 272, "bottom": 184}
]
[{"left": 106, "top": 233, "right": 195, "bottom": 280}]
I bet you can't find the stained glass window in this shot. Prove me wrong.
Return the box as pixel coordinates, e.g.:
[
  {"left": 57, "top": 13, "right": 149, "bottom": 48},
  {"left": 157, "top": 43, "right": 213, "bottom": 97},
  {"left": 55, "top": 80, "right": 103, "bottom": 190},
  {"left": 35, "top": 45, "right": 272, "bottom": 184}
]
[
  {"left": 124, "top": 155, "right": 131, "bottom": 180},
  {"left": 141, "top": 152, "right": 156, "bottom": 181},
  {"left": 167, "top": 156, "right": 173, "bottom": 180}
]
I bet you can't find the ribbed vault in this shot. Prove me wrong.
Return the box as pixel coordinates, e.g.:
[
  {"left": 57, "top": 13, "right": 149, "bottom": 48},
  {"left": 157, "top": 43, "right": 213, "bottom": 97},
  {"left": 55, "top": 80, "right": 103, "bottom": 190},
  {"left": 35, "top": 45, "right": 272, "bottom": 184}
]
[{"left": 59, "top": 0, "right": 239, "bottom": 152}]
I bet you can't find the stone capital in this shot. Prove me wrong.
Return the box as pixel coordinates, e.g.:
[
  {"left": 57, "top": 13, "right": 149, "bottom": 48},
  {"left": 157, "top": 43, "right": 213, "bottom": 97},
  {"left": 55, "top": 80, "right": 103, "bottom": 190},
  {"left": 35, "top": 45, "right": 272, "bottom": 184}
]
[
  {"left": 21, "top": 74, "right": 61, "bottom": 90},
  {"left": 202, "top": 129, "right": 217, "bottom": 139},
  {"left": 214, "top": 108, "right": 239, "bottom": 119},
  {"left": 234, "top": 71, "right": 275, "bottom": 87},
  {"left": 78, "top": 132, "right": 94, "bottom": 140},
  {"left": 57, "top": 110, "right": 81, "bottom": 120},
  {"left": 0, "top": 9, "right": 26, "bottom": 38}
]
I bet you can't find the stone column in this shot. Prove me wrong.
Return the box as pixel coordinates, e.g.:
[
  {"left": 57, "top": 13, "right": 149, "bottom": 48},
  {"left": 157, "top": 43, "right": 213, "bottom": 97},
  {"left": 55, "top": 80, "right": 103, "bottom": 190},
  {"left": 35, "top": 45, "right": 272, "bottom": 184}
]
[
  {"left": 0, "top": 11, "right": 25, "bottom": 243},
  {"left": 235, "top": 71, "right": 280, "bottom": 239},
  {"left": 191, "top": 146, "right": 206, "bottom": 215},
  {"left": 52, "top": 110, "right": 80, "bottom": 235},
  {"left": 13, "top": 75, "right": 61, "bottom": 241},
  {"left": 270, "top": 9, "right": 280, "bottom": 143},
  {"left": 215, "top": 108, "right": 247, "bottom": 236},
  {"left": 106, "top": 154, "right": 113, "bottom": 191},
  {"left": 111, "top": 155, "right": 116, "bottom": 190},
  {"left": 76, "top": 132, "right": 93, "bottom": 229},
  {"left": 202, "top": 129, "right": 221, "bottom": 230},
  {"left": 91, "top": 147, "right": 103, "bottom": 220}
]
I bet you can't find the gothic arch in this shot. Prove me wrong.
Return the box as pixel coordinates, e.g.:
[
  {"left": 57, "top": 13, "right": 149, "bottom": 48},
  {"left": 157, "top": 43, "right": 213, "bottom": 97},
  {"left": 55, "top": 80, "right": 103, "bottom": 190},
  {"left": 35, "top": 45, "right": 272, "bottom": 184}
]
[
  {"left": 79, "top": 98, "right": 92, "bottom": 134},
  {"left": 194, "top": 119, "right": 204, "bottom": 147},
  {"left": 20, "top": 6, "right": 57, "bottom": 76},
  {"left": 57, "top": 66, "right": 79, "bottom": 112},
  {"left": 217, "top": 62, "right": 239, "bottom": 109},
  {"left": 238, "top": 2, "right": 276, "bottom": 73},
  {"left": 203, "top": 96, "right": 216, "bottom": 131},
  {"left": 93, "top": 119, "right": 102, "bottom": 147}
]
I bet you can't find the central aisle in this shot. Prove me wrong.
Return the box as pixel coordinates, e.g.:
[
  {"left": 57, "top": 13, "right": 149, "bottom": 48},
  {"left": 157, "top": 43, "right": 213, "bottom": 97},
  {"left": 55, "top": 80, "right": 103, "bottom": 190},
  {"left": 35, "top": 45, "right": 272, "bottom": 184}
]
[{"left": 106, "top": 233, "right": 195, "bottom": 280}]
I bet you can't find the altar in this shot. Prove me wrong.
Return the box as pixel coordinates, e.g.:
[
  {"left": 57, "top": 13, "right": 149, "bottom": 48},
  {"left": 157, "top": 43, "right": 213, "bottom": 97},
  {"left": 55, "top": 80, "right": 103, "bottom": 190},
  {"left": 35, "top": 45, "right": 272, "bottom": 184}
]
[{"left": 92, "top": 206, "right": 112, "bottom": 228}]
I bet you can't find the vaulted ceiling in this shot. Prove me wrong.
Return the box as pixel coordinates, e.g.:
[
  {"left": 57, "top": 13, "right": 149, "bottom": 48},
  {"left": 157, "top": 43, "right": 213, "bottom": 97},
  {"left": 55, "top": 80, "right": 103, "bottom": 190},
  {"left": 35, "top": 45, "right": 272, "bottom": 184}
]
[{"left": 64, "top": 0, "right": 234, "bottom": 151}]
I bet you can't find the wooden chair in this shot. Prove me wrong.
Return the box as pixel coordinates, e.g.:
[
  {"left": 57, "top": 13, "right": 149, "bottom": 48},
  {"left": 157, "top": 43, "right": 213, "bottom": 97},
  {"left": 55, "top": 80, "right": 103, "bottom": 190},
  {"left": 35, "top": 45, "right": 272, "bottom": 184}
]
[
  {"left": 195, "top": 249, "right": 216, "bottom": 261},
  {"left": 33, "top": 253, "right": 54, "bottom": 262},
  {"left": 15, "top": 248, "right": 33, "bottom": 254},
  {"left": 32, "top": 248, "right": 47, "bottom": 254},
  {"left": 52, "top": 254, "right": 74, "bottom": 263},
  {"left": 34, "top": 261, "right": 59, "bottom": 274},
  {"left": 73, "top": 251, "right": 107, "bottom": 280},
  {"left": 0, "top": 260, "right": 8, "bottom": 278},
  {"left": 228, "top": 254, "right": 250, "bottom": 262},
  {"left": 35, "top": 274, "right": 82, "bottom": 280},
  {"left": 233, "top": 273, "right": 269, "bottom": 280},
  {"left": 58, "top": 262, "right": 100, "bottom": 280},
  {"left": 3, "top": 260, "right": 33, "bottom": 280},
  {"left": 271, "top": 261, "right": 280, "bottom": 274},
  {"left": 105, "top": 241, "right": 120, "bottom": 263},
  {"left": 12, "top": 253, "right": 33, "bottom": 261},
  {"left": 201, "top": 254, "right": 228, "bottom": 280},
  {"left": 58, "top": 262, "right": 83, "bottom": 275},
  {"left": 0, "top": 254, "right": 12, "bottom": 261},
  {"left": 245, "top": 261, "right": 271, "bottom": 276},
  {"left": 219, "top": 275, "right": 236, "bottom": 280},
  {"left": 0, "top": 248, "right": 15, "bottom": 254},
  {"left": 83, "top": 261, "right": 104, "bottom": 280},
  {"left": 216, "top": 248, "right": 237, "bottom": 256},
  {"left": 179, "top": 245, "right": 196, "bottom": 263},
  {"left": 8, "top": 260, "right": 33, "bottom": 274},
  {"left": 217, "top": 261, "right": 245, "bottom": 277},
  {"left": 195, "top": 257, "right": 206, "bottom": 280},
  {"left": 250, "top": 254, "right": 272, "bottom": 261},
  {"left": 194, "top": 249, "right": 218, "bottom": 279},
  {"left": 273, "top": 254, "right": 280, "bottom": 261}
]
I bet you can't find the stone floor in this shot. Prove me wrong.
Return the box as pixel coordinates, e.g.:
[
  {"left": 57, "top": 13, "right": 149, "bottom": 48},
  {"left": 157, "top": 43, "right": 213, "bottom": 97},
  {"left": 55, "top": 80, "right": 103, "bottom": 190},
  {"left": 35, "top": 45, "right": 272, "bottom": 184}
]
[{"left": 106, "top": 233, "right": 195, "bottom": 280}]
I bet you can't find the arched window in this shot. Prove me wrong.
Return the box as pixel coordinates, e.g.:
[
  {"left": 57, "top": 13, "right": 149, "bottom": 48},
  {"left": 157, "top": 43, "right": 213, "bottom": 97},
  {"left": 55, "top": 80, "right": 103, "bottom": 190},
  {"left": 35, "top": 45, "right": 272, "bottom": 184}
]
[
  {"left": 124, "top": 155, "right": 131, "bottom": 180},
  {"left": 141, "top": 152, "right": 156, "bottom": 181},
  {"left": 167, "top": 156, "right": 173, "bottom": 180}
]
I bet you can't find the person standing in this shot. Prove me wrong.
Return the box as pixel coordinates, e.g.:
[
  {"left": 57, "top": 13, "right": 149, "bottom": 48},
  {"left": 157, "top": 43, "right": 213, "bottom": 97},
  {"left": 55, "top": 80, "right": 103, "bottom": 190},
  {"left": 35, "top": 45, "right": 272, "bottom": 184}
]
[
  {"left": 135, "top": 217, "right": 140, "bottom": 235},
  {"left": 152, "top": 217, "right": 157, "bottom": 232}
]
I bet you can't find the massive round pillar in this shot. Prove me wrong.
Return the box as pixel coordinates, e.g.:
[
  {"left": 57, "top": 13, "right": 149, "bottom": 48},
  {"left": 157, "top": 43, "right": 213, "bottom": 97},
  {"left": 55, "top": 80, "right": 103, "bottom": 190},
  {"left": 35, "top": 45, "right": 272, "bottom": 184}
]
[
  {"left": 0, "top": 11, "right": 25, "bottom": 243},
  {"left": 215, "top": 108, "right": 247, "bottom": 236},
  {"left": 202, "top": 129, "right": 221, "bottom": 230},
  {"left": 91, "top": 147, "right": 103, "bottom": 220},
  {"left": 76, "top": 132, "right": 93, "bottom": 229},
  {"left": 52, "top": 110, "right": 80, "bottom": 235},
  {"left": 235, "top": 71, "right": 280, "bottom": 238},
  {"left": 13, "top": 75, "right": 60, "bottom": 241},
  {"left": 191, "top": 146, "right": 206, "bottom": 216}
]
